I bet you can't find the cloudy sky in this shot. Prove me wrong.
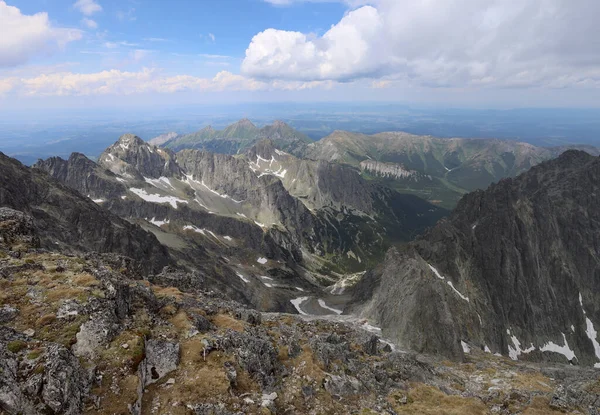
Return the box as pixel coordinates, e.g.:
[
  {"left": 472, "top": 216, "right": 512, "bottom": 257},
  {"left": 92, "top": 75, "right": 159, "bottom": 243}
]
[{"left": 0, "top": 0, "right": 599, "bottom": 109}]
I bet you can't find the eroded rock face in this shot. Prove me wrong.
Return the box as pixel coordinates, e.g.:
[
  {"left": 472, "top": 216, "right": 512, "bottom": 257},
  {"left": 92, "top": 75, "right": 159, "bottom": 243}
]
[
  {"left": 1, "top": 154, "right": 171, "bottom": 275},
  {"left": 352, "top": 151, "right": 600, "bottom": 365},
  {"left": 0, "top": 208, "right": 39, "bottom": 249},
  {"left": 0, "top": 328, "right": 91, "bottom": 415}
]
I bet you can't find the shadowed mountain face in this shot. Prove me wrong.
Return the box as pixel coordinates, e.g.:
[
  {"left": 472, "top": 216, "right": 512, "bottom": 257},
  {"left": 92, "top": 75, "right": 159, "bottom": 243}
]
[
  {"left": 35, "top": 134, "right": 445, "bottom": 311},
  {"left": 304, "top": 131, "right": 600, "bottom": 208},
  {"left": 163, "top": 119, "right": 313, "bottom": 156},
  {"left": 350, "top": 150, "right": 600, "bottom": 366},
  {"left": 0, "top": 152, "right": 171, "bottom": 275}
]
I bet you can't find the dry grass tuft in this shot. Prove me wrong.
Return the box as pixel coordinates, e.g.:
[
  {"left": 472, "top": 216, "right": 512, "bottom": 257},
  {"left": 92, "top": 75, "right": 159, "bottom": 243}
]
[
  {"left": 211, "top": 313, "right": 244, "bottom": 332},
  {"left": 35, "top": 313, "right": 56, "bottom": 327},
  {"left": 390, "top": 383, "right": 488, "bottom": 415},
  {"left": 71, "top": 273, "right": 99, "bottom": 287}
]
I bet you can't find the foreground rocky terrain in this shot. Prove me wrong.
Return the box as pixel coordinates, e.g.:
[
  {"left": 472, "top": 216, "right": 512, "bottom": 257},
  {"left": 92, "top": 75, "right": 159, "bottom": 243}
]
[
  {"left": 1, "top": 207, "right": 599, "bottom": 414},
  {"left": 351, "top": 150, "right": 600, "bottom": 368}
]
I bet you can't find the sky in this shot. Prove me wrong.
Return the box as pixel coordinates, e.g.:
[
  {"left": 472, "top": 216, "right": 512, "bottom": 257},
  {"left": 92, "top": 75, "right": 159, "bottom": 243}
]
[{"left": 0, "top": 0, "right": 599, "bottom": 110}]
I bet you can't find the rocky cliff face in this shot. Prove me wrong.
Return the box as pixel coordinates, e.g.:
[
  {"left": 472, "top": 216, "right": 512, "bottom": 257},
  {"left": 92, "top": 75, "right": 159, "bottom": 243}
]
[
  {"left": 351, "top": 150, "right": 600, "bottom": 367},
  {"left": 0, "top": 153, "right": 171, "bottom": 275}
]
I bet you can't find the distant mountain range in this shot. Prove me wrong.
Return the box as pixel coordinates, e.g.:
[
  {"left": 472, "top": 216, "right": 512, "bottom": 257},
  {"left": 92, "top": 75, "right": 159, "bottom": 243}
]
[
  {"left": 162, "top": 119, "right": 313, "bottom": 157},
  {"left": 154, "top": 120, "right": 599, "bottom": 209}
]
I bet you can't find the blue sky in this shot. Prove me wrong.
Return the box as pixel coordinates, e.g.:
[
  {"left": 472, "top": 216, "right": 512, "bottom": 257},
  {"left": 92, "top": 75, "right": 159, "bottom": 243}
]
[{"left": 1, "top": 0, "right": 599, "bottom": 109}]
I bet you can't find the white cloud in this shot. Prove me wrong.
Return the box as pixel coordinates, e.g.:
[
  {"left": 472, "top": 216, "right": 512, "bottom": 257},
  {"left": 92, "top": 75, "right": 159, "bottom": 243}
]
[
  {"left": 81, "top": 18, "right": 98, "bottom": 29},
  {"left": 199, "top": 54, "right": 231, "bottom": 59},
  {"left": 0, "top": 69, "right": 334, "bottom": 97},
  {"left": 104, "top": 41, "right": 139, "bottom": 49},
  {"left": 243, "top": 0, "right": 600, "bottom": 89},
  {"left": 0, "top": 1, "right": 82, "bottom": 68},
  {"left": 208, "top": 33, "right": 216, "bottom": 42},
  {"left": 73, "top": 0, "right": 102, "bottom": 16},
  {"left": 116, "top": 8, "right": 136, "bottom": 21},
  {"left": 129, "top": 49, "right": 152, "bottom": 63}
]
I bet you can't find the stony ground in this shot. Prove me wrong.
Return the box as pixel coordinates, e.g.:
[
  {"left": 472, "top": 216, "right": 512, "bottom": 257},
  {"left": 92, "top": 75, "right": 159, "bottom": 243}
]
[{"left": 1, "top": 209, "right": 599, "bottom": 414}]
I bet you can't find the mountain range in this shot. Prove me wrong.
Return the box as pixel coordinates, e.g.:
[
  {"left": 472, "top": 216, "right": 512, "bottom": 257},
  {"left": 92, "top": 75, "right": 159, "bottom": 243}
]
[
  {"left": 157, "top": 120, "right": 599, "bottom": 209},
  {"left": 34, "top": 133, "right": 445, "bottom": 314},
  {"left": 1, "top": 119, "right": 600, "bottom": 414}
]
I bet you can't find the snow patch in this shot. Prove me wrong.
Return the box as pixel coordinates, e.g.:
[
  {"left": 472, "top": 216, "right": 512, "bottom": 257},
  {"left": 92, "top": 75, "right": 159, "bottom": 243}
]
[
  {"left": 148, "top": 217, "right": 169, "bottom": 227},
  {"left": 428, "top": 264, "right": 445, "bottom": 280},
  {"left": 254, "top": 221, "right": 266, "bottom": 228},
  {"left": 223, "top": 236, "right": 233, "bottom": 241},
  {"left": 584, "top": 317, "right": 600, "bottom": 362},
  {"left": 580, "top": 293, "right": 600, "bottom": 364},
  {"left": 428, "top": 263, "right": 469, "bottom": 302},
  {"left": 540, "top": 333, "right": 576, "bottom": 361},
  {"left": 290, "top": 297, "right": 310, "bottom": 315},
  {"left": 257, "top": 257, "right": 268, "bottom": 265},
  {"left": 144, "top": 176, "right": 176, "bottom": 190},
  {"left": 507, "top": 328, "right": 536, "bottom": 360},
  {"left": 183, "top": 225, "right": 205, "bottom": 235},
  {"left": 129, "top": 188, "right": 188, "bottom": 209},
  {"left": 461, "top": 341, "right": 471, "bottom": 354},
  {"left": 446, "top": 281, "right": 470, "bottom": 302},
  {"left": 236, "top": 212, "right": 247, "bottom": 219},
  {"left": 317, "top": 299, "right": 343, "bottom": 315},
  {"left": 236, "top": 272, "right": 250, "bottom": 284},
  {"left": 484, "top": 345, "right": 492, "bottom": 354}
]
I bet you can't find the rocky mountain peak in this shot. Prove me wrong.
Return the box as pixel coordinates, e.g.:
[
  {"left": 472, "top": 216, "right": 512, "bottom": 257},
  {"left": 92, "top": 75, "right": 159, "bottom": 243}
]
[
  {"left": 100, "top": 134, "right": 181, "bottom": 180},
  {"left": 553, "top": 149, "right": 595, "bottom": 166},
  {"left": 271, "top": 120, "right": 290, "bottom": 128},
  {"left": 236, "top": 118, "right": 255, "bottom": 128},
  {"left": 117, "top": 133, "right": 146, "bottom": 149}
]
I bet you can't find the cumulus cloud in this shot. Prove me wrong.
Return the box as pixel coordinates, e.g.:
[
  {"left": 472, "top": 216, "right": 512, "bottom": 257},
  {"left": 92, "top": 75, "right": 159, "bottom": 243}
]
[
  {"left": 81, "top": 18, "right": 98, "bottom": 29},
  {"left": 73, "top": 0, "right": 102, "bottom": 16},
  {"left": 0, "top": 1, "right": 82, "bottom": 68},
  {"left": 243, "top": 0, "right": 600, "bottom": 89},
  {"left": 0, "top": 69, "right": 332, "bottom": 97}
]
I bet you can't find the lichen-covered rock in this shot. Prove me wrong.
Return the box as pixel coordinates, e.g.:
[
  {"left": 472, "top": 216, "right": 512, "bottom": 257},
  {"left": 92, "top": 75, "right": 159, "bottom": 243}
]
[
  {"left": 72, "top": 310, "right": 119, "bottom": 358},
  {"left": 143, "top": 339, "right": 180, "bottom": 385},
  {"left": 0, "top": 305, "right": 18, "bottom": 324},
  {"left": 220, "top": 328, "right": 280, "bottom": 388}
]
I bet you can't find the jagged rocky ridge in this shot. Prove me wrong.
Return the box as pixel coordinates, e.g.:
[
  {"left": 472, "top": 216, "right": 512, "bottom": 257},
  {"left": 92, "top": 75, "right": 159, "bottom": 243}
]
[
  {"left": 1, "top": 207, "right": 599, "bottom": 414},
  {"left": 350, "top": 150, "right": 600, "bottom": 367},
  {"left": 35, "top": 134, "right": 445, "bottom": 276},
  {"left": 0, "top": 153, "right": 170, "bottom": 275}
]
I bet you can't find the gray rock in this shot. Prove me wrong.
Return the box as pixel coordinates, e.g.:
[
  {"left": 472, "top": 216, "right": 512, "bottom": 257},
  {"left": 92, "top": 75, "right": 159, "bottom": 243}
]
[
  {"left": 72, "top": 310, "right": 119, "bottom": 358},
  {"left": 143, "top": 339, "right": 180, "bottom": 385},
  {"left": 324, "top": 374, "right": 364, "bottom": 397},
  {"left": 0, "top": 305, "right": 18, "bottom": 324}
]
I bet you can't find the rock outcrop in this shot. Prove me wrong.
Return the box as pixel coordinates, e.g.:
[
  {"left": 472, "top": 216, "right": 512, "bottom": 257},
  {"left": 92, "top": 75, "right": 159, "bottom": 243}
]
[
  {"left": 1, "top": 153, "right": 171, "bottom": 275},
  {"left": 351, "top": 150, "right": 600, "bottom": 366}
]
